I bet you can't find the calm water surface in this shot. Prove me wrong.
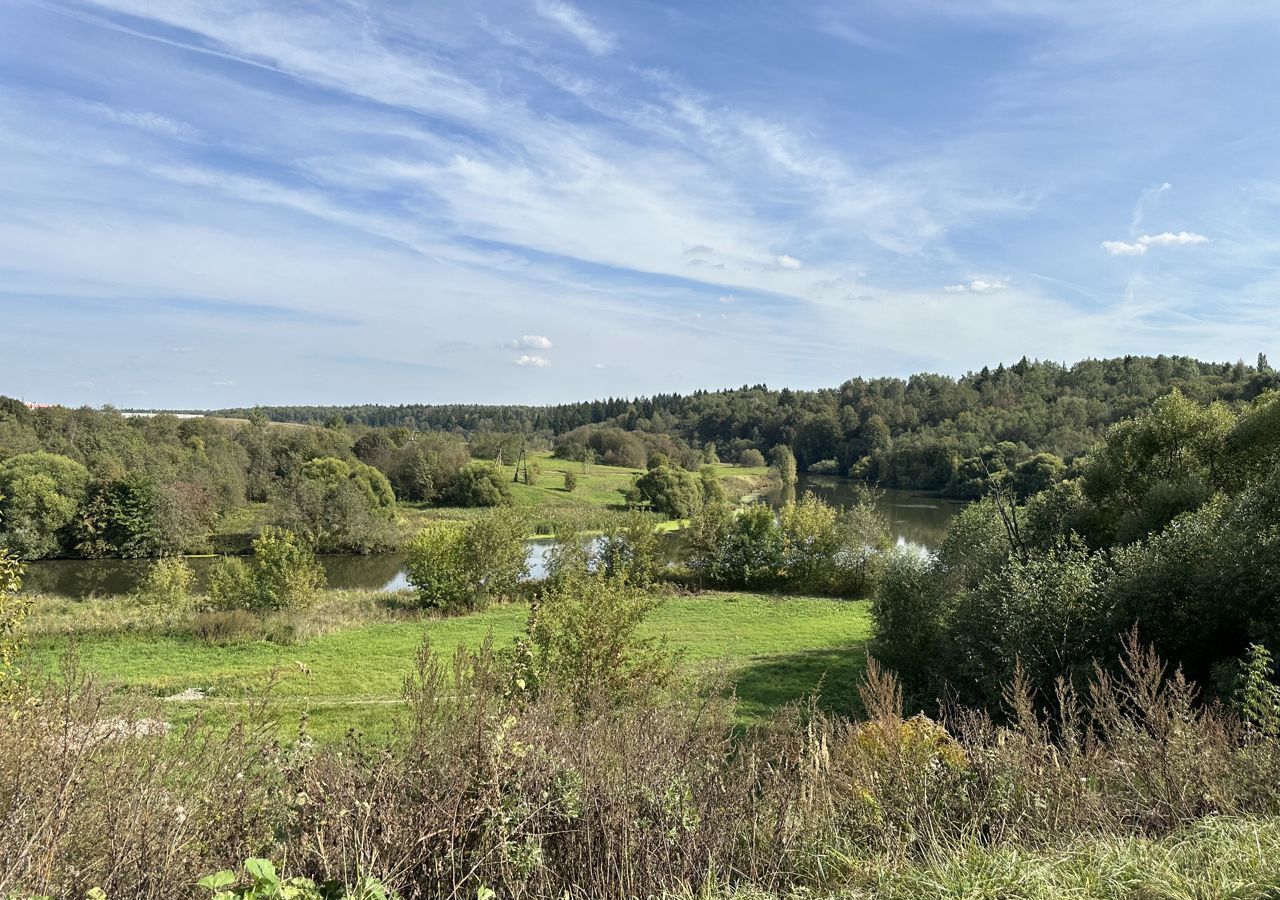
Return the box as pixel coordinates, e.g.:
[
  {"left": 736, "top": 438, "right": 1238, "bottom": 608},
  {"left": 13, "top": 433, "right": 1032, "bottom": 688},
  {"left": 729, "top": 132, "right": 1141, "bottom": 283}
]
[{"left": 20, "top": 480, "right": 961, "bottom": 599}]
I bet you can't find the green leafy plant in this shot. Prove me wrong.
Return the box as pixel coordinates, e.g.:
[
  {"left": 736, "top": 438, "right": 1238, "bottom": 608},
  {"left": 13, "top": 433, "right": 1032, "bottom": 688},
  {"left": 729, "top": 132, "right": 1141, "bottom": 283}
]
[{"left": 198, "top": 858, "right": 392, "bottom": 900}]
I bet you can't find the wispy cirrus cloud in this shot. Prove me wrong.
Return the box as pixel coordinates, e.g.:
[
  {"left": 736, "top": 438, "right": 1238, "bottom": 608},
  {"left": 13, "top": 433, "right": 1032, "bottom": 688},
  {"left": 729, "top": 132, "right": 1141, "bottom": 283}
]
[{"left": 533, "top": 0, "right": 615, "bottom": 55}]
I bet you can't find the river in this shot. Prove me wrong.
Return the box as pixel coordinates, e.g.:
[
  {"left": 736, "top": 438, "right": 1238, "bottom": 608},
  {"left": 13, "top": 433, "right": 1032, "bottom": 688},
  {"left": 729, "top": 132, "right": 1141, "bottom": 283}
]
[{"left": 18, "top": 479, "right": 961, "bottom": 599}]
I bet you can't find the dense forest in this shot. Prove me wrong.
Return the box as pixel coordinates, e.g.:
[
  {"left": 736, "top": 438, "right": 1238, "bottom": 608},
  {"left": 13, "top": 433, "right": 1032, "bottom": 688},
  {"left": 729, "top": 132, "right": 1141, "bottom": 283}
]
[{"left": 218, "top": 355, "right": 1280, "bottom": 495}]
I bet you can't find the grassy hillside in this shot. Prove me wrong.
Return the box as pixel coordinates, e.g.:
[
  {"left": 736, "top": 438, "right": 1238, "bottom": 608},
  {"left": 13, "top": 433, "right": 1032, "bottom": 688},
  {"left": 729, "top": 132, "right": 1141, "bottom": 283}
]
[{"left": 26, "top": 590, "right": 870, "bottom": 740}]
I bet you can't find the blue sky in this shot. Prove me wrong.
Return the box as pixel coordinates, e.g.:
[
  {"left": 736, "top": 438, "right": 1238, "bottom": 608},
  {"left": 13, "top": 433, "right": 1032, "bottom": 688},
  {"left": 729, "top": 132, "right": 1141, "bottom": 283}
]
[{"left": 1, "top": 0, "right": 1278, "bottom": 407}]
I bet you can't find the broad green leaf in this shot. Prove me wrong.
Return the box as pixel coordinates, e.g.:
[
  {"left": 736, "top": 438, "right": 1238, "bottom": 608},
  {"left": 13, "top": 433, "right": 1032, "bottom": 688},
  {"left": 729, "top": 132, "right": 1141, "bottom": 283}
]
[{"left": 199, "top": 871, "right": 237, "bottom": 891}]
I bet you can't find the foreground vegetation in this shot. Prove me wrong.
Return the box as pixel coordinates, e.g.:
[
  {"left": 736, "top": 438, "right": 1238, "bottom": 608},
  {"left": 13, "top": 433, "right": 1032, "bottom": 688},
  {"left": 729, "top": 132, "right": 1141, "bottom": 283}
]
[{"left": 8, "top": 617, "right": 1280, "bottom": 899}]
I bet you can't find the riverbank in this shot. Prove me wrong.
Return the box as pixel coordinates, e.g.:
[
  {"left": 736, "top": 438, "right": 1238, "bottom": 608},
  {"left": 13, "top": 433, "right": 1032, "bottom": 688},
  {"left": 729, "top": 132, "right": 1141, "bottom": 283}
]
[{"left": 24, "top": 587, "right": 872, "bottom": 740}]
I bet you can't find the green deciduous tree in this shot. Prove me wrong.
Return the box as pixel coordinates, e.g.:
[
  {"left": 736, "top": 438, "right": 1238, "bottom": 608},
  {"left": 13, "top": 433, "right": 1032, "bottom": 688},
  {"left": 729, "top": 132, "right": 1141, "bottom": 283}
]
[
  {"left": 279, "top": 457, "right": 397, "bottom": 553},
  {"left": 629, "top": 465, "right": 702, "bottom": 518},
  {"left": 448, "top": 463, "right": 513, "bottom": 508},
  {"left": 0, "top": 452, "right": 89, "bottom": 559},
  {"left": 771, "top": 444, "right": 798, "bottom": 486},
  {"left": 74, "top": 473, "right": 159, "bottom": 559}
]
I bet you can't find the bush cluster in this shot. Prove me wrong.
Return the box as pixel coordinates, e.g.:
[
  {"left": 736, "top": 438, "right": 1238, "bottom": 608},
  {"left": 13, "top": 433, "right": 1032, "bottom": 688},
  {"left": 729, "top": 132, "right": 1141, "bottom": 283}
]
[
  {"left": 686, "top": 492, "right": 892, "bottom": 596},
  {"left": 404, "top": 510, "right": 527, "bottom": 612},
  {"left": 873, "top": 389, "right": 1280, "bottom": 710},
  {"left": 209, "top": 528, "right": 326, "bottom": 613}
]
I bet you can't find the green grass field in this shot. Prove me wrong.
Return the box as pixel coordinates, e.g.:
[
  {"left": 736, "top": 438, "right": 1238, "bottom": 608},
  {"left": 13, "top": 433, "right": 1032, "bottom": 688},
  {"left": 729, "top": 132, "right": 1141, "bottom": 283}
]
[
  {"left": 395, "top": 451, "right": 773, "bottom": 536},
  {"left": 27, "top": 591, "right": 871, "bottom": 740}
]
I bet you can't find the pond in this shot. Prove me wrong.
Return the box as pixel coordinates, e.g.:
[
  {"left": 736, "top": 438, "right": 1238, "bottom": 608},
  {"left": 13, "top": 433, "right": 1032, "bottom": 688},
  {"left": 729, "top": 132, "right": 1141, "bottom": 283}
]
[
  {"left": 18, "top": 482, "right": 961, "bottom": 599},
  {"left": 760, "top": 477, "right": 963, "bottom": 551}
]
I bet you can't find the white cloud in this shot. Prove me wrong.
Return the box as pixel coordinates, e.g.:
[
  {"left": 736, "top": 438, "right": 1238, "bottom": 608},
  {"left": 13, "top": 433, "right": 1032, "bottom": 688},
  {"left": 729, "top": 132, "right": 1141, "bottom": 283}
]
[
  {"left": 945, "top": 279, "right": 1008, "bottom": 293},
  {"left": 1101, "top": 240, "right": 1147, "bottom": 256},
  {"left": 1142, "top": 231, "right": 1210, "bottom": 247},
  {"left": 514, "top": 354, "right": 552, "bottom": 368},
  {"left": 1102, "top": 231, "right": 1210, "bottom": 256},
  {"left": 969, "top": 279, "right": 1008, "bottom": 293},
  {"left": 777, "top": 254, "right": 803, "bottom": 269},
  {"left": 534, "top": 0, "right": 616, "bottom": 55},
  {"left": 509, "top": 334, "right": 553, "bottom": 350}
]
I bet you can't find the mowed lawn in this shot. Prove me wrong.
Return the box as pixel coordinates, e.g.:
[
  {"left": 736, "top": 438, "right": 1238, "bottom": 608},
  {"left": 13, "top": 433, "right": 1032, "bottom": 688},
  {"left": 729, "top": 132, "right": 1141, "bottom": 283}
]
[{"left": 28, "top": 592, "right": 872, "bottom": 740}]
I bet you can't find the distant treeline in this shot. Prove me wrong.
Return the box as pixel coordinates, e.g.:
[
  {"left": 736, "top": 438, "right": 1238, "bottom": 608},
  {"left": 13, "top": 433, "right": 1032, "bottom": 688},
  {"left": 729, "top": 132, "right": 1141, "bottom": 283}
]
[
  {"left": 0, "top": 400, "right": 494, "bottom": 560},
  {"left": 219, "top": 354, "right": 1280, "bottom": 496}
]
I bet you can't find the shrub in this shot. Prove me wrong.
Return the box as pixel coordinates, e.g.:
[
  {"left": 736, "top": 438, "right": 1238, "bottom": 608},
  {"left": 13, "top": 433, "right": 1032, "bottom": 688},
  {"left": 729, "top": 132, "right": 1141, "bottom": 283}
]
[
  {"left": 870, "top": 548, "right": 942, "bottom": 698},
  {"left": 597, "top": 511, "right": 664, "bottom": 587},
  {"left": 713, "top": 503, "right": 784, "bottom": 588},
  {"left": 405, "top": 510, "right": 528, "bottom": 611},
  {"left": 207, "top": 529, "right": 326, "bottom": 613},
  {"left": 738, "top": 448, "right": 766, "bottom": 468},
  {"left": 207, "top": 556, "right": 257, "bottom": 611},
  {"left": 807, "top": 458, "right": 841, "bottom": 475},
  {"left": 529, "top": 571, "right": 673, "bottom": 710},
  {"left": 198, "top": 857, "right": 391, "bottom": 899},
  {"left": 0, "top": 548, "right": 28, "bottom": 690},
  {"left": 251, "top": 528, "right": 326, "bottom": 612},
  {"left": 404, "top": 523, "right": 471, "bottom": 611},
  {"left": 778, "top": 491, "right": 891, "bottom": 596},
  {"left": 562, "top": 470, "right": 577, "bottom": 492},
  {"left": 134, "top": 556, "right": 196, "bottom": 607},
  {"left": 448, "top": 463, "right": 513, "bottom": 508}
]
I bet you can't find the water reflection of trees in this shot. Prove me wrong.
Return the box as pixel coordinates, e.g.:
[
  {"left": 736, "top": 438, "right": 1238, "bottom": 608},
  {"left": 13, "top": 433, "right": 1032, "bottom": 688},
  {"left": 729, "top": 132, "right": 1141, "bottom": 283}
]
[
  {"left": 20, "top": 559, "right": 153, "bottom": 598},
  {"left": 320, "top": 554, "right": 407, "bottom": 590}
]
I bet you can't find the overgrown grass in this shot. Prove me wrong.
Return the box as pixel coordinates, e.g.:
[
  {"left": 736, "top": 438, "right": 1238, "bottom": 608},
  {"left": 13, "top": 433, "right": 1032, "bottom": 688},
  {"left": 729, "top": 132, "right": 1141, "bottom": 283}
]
[
  {"left": 11, "top": 600, "right": 1280, "bottom": 899},
  {"left": 867, "top": 816, "right": 1280, "bottom": 899},
  {"left": 694, "top": 816, "right": 1280, "bottom": 899},
  {"left": 25, "top": 590, "right": 872, "bottom": 740}
]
